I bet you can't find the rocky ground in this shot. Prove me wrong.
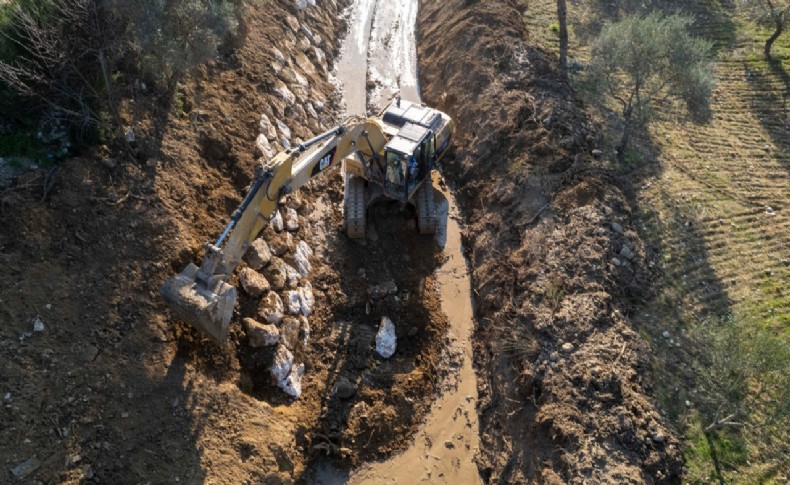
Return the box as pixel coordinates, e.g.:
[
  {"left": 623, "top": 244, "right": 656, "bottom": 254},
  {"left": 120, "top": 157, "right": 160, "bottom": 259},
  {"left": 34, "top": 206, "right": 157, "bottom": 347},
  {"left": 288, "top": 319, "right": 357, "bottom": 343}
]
[
  {"left": 2, "top": 0, "right": 696, "bottom": 484},
  {"left": 1, "top": 1, "right": 450, "bottom": 483},
  {"left": 418, "top": 0, "right": 683, "bottom": 482}
]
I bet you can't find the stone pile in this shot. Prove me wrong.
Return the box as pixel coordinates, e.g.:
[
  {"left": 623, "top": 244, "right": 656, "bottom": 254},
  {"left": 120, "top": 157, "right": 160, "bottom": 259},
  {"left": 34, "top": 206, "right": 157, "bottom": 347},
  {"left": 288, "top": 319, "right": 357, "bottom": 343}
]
[{"left": 241, "top": 196, "right": 315, "bottom": 398}]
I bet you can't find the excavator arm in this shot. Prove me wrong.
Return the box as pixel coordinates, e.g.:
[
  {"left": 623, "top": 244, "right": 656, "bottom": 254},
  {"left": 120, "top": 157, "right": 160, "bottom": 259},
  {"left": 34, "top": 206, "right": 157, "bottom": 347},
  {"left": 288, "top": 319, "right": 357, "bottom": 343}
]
[{"left": 160, "top": 118, "right": 388, "bottom": 344}]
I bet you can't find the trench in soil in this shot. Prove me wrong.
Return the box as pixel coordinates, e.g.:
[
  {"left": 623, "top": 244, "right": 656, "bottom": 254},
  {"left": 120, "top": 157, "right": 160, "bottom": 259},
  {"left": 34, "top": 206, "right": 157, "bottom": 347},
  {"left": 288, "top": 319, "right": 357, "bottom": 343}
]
[{"left": 309, "top": 0, "right": 482, "bottom": 482}]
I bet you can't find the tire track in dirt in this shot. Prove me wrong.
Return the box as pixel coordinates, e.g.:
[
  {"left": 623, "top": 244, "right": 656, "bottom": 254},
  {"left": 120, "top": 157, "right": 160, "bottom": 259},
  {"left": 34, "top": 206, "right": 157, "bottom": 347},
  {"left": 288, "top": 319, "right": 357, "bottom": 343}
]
[{"left": 312, "top": 0, "right": 483, "bottom": 483}]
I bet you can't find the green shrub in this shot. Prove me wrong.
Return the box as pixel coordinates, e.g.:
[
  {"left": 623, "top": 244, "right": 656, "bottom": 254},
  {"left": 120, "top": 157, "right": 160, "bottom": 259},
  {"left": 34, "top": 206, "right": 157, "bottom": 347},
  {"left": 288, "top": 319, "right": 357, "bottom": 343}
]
[{"left": 0, "top": 0, "right": 240, "bottom": 149}]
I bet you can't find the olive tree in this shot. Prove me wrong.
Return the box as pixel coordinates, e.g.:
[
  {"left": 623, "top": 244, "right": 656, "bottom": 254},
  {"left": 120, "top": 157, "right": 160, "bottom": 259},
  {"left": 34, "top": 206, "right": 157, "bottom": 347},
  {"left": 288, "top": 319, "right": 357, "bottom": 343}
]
[
  {"left": 107, "top": 0, "right": 239, "bottom": 91},
  {"left": 740, "top": 0, "right": 790, "bottom": 60},
  {"left": 585, "top": 13, "right": 714, "bottom": 161},
  {"left": 0, "top": 0, "right": 240, "bottom": 141}
]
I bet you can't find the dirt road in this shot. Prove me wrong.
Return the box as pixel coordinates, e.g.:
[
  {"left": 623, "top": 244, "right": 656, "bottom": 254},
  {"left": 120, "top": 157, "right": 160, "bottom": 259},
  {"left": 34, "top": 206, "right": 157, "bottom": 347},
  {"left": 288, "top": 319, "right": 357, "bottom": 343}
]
[{"left": 318, "top": 1, "right": 483, "bottom": 483}]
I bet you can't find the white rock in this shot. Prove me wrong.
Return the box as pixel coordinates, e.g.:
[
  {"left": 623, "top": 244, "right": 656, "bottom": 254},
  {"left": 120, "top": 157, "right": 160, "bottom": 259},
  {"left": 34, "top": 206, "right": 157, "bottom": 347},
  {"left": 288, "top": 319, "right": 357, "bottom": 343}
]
[
  {"left": 271, "top": 47, "right": 286, "bottom": 64},
  {"left": 284, "top": 207, "right": 299, "bottom": 232},
  {"left": 297, "top": 240, "right": 314, "bottom": 258},
  {"left": 299, "top": 282, "right": 314, "bottom": 316},
  {"left": 296, "top": 0, "right": 316, "bottom": 9},
  {"left": 300, "top": 25, "right": 315, "bottom": 45},
  {"left": 294, "top": 250, "right": 311, "bottom": 277},
  {"left": 306, "top": 102, "right": 319, "bottom": 120},
  {"left": 275, "top": 118, "right": 292, "bottom": 141},
  {"left": 281, "top": 137, "right": 291, "bottom": 150},
  {"left": 256, "top": 134, "right": 275, "bottom": 160},
  {"left": 376, "top": 316, "right": 397, "bottom": 358},
  {"left": 271, "top": 210, "right": 285, "bottom": 232},
  {"left": 273, "top": 81, "right": 296, "bottom": 105},
  {"left": 300, "top": 315, "right": 310, "bottom": 345},
  {"left": 271, "top": 344, "right": 294, "bottom": 383},
  {"left": 259, "top": 114, "right": 277, "bottom": 141},
  {"left": 284, "top": 262, "right": 301, "bottom": 288},
  {"left": 662, "top": 331, "right": 670, "bottom": 339},
  {"left": 246, "top": 238, "right": 272, "bottom": 269},
  {"left": 258, "top": 292, "right": 284, "bottom": 325},
  {"left": 294, "top": 241, "right": 313, "bottom": 276},
  {"left": 280, "top": 363, "right": 305, "bottom": 398},
  {"left": 313, "top": 47, "right": 326, "bottom": 66},
  {"left": 291, "top": 68, "right": 309, "bottom": 89},
  {"left": 285, "top": 290, "right": 303, "bottom": 315},
  {"left": 32, "top": 316, "right": 45, "bottom": 332},
  {"left": 239, "top": 268, "right": 270, "bottom": 297}
]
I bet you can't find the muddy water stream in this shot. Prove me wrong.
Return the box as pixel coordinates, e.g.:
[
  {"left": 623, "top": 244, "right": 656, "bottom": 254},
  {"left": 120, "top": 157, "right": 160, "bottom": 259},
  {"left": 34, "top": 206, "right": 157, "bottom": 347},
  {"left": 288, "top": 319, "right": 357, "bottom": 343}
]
[{"left": 330, "top": 0, "right": 483, "bottom": 483}]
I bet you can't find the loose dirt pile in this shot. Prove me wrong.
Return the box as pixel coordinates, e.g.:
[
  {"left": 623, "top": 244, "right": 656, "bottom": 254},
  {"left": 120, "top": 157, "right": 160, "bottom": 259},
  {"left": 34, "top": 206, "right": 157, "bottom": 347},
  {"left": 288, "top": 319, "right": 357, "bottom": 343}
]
[
  {"left": 418, "top": 0, "right": 683, "bottom": 482},
  {"left": 1, "top": 1, "right": 451, "bottom": 483}
]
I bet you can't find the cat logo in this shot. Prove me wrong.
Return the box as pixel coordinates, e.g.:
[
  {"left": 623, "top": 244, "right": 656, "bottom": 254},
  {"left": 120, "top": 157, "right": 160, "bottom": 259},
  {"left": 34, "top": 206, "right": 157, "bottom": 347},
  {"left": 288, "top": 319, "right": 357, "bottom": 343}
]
[{"left": 311, "top": 147, "right": 337, "bottom": 177}]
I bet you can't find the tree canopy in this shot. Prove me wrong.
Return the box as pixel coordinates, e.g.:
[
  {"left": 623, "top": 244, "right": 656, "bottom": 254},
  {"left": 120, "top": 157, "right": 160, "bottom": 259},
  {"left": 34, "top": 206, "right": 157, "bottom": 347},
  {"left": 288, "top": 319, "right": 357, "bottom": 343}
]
[{"left": 585, "top": 13, "right": 715, "bottom": 160}]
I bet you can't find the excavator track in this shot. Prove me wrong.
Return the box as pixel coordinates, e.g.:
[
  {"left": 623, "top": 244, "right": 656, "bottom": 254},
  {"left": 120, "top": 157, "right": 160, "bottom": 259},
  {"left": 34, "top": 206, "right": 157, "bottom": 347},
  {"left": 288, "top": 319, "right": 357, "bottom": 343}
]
[
  {"left": 416, "top": 181, "right": 438, "bottom": 235},
  {"left": 344, "top": 173, "right": 366, "bottom": 239}
]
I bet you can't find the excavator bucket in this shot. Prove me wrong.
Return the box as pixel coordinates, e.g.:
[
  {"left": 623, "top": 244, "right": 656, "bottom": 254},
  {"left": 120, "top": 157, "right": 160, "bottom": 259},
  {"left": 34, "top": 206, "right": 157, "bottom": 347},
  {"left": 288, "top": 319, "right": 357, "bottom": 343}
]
[{"left": 160, "top": 263, "right": 237, "bottom": 345}]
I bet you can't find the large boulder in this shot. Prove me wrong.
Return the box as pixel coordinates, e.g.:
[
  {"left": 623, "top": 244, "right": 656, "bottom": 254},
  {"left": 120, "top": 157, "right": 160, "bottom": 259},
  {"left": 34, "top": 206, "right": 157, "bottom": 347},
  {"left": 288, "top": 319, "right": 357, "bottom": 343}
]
[
  {"left": 376, "top": 316, "right": 397, "bottom": 359},
  {"left": 259, "top": 113, "right": 277, "bottom": 141},
  {"left": 284, "top": 262, "right": 301, "bottom": 288},
  {"left": 245, "top": 239, "right": 272, "bottom": 270},
  {"left": 299, "top": 282, "right": 314, "bottom": 316},
  {"left": 280, "top": 316, "right": 301, "bottom": 349},
  {"left": 280, "top": 362, "right": 305, "bottom": 398},
  {"left": 268, "top": 231, "right": 293, "bottom": 257},
  {"left": 239, "top": 268, "right": 270, "bottom": 297},
  {"left": 243, "top": 318, "right": 279, "bottom": 347},
  {"left": 284, "top": 207, "right": 300, "bottom": 232},
  {"left": 264, "top": 257, "right": 288, "bottom": 291},
  {"left": 270, "top": 210, "right": 285, "bottom": 232},
  {"left": 294, "top": 240, "right": 313, "bottom": 276},
  {"left": 285, "top": 290, "right": 303, "bottom": 315},
  {"left": 271, "top": 344, "right": 294, "bottom": 383},
  {"left": 258, "top": 291, "right": 284, "bottom": 325}
]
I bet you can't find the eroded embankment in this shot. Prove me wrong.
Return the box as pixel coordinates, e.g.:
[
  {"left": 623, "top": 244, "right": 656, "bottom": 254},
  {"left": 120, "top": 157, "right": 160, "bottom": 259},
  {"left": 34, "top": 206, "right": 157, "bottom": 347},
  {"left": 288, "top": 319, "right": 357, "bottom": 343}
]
[{"left": 418, "top": 1, "right": 683, "bottom": 483}]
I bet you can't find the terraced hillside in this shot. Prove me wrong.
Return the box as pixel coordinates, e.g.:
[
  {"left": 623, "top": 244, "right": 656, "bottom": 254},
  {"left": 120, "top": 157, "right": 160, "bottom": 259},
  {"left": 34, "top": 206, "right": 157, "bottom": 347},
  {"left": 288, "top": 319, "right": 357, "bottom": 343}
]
[{"left": 524, "top": 0, "right": 789, "bottom": 482}]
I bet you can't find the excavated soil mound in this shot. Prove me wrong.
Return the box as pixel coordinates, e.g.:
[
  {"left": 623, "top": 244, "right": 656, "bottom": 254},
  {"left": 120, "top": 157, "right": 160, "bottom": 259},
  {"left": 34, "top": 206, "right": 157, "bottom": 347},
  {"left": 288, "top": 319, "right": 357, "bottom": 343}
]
[
  {"left": 1, "top": 2, "right": 449, "bottom": 483},
  {"left": 418, "top": 0, "right": 683, "bottom": 483}
]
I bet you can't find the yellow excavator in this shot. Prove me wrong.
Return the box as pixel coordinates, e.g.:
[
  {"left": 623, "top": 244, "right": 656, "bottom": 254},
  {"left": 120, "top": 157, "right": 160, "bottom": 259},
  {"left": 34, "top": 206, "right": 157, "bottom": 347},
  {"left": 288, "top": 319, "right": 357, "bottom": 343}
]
[{"left": 161, "top": 99, "right": 454, "bottom": 344}]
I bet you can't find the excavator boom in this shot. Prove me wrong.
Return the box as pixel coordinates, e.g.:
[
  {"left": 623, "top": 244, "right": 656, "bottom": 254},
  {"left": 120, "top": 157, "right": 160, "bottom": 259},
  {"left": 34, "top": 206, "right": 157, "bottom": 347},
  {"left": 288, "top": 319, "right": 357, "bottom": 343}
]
[
  {"left": 161, "top": 100, "right": 453, "bottom": 346},
  {"left": 160, "top": 119, "right": 388, "bottom": 344}
]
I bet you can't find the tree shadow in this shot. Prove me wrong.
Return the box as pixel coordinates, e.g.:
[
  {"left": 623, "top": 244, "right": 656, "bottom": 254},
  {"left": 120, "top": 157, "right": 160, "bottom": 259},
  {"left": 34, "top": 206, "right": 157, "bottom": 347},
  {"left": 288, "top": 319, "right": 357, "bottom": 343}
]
[
  {"left": 742, "top": 58, "right": 790, "bottom": 174},
  {"left": 573, "top": 0, "right": 737, "bottom": 55}
]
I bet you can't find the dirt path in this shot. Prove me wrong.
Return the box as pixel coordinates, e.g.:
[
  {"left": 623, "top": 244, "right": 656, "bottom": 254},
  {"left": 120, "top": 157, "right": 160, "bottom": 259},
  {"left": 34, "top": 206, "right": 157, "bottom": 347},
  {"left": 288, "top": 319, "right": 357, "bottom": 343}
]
[
  {"left": 324, "top": 1, "right": 483, "bottom": 483},
  {"left": 348, "top": 179, "right": 482, "bottom": 485}
]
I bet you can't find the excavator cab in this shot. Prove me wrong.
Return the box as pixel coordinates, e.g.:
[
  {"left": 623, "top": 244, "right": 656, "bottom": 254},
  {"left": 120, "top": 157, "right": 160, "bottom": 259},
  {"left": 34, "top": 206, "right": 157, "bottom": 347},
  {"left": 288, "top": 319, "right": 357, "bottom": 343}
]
[{"left": 382, "top": 124, "right": 435, "bottom": 201}]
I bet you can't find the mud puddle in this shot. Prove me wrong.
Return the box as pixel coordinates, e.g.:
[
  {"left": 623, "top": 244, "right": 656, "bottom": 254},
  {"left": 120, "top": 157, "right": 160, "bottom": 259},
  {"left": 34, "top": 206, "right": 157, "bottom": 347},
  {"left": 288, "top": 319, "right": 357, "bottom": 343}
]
[
  {"left": 319, "top": 0, "right": 483, "bottom": 482},
  {"left": 346, "top": 178, "right": 482, "bottom": 484},
  {"left": 336, "top": 0, "right": 421, "bottom": 116}
]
